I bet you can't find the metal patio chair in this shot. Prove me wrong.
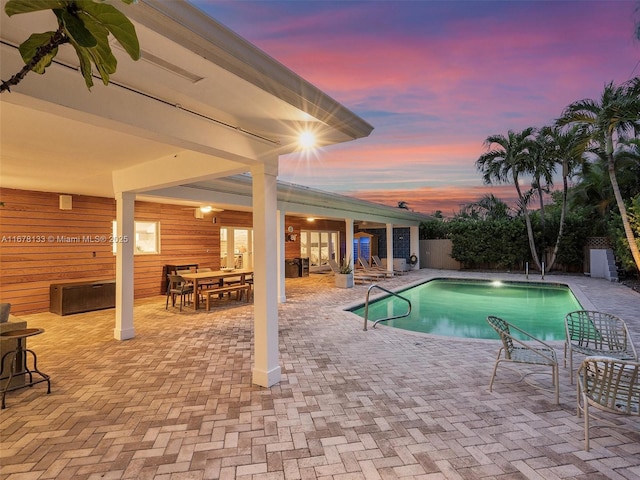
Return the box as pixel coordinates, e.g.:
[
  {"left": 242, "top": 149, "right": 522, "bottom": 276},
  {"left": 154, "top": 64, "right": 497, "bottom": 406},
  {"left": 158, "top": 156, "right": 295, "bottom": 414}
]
[
  {"left": 487, "top": 315, "right": 559, "bottom": 404},
  {"left": 577, "top": 356, "right": 639, "bottom": 451},
  {"left": 565, "top": 310, "right": 638, "bottom": 384}
]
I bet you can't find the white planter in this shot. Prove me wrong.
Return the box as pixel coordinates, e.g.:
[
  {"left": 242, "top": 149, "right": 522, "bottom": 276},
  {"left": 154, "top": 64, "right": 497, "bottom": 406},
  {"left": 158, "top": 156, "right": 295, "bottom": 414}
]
[{"left": 335, "top": 273, "right": 354, "bottom": 288}]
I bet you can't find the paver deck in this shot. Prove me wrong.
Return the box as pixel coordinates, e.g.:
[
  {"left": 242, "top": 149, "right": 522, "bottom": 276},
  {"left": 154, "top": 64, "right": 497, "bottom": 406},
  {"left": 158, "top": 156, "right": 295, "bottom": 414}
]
[{"left": 1, "top": 269, "right": 638, "bottom": 479}]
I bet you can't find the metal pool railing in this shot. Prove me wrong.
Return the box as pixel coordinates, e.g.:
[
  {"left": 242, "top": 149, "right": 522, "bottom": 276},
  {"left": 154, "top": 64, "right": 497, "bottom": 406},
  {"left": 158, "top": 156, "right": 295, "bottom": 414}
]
[{"left": 363, "top": 284, "right": 412, "bottom": 331}]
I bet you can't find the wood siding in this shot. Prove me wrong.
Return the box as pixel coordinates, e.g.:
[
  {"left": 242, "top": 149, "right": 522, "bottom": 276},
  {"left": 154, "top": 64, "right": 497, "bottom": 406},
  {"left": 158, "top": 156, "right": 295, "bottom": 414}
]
[
  {"left": 0, "top": 188, "right": 252, "bottom": 315},
  {"left": 1, "top": 188, "right": 348, "bottom": 315},
  {"left": 283, "top": 217, "right": 348, "bottom": 261}
]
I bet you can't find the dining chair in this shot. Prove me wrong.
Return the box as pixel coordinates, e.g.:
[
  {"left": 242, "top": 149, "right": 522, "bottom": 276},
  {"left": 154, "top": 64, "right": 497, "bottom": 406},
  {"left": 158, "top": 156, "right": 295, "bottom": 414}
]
[
  {"left": 487, "top": 315, "right": 559, "bottom": 404},
  {"left": 165, "top": 274, "right": 194, "bottom": 311},
  {"left": 195, "top": 267, "right": 219, "bottom": 291},
  {"left": 565, "top": 310, "right": 638, "bottom": 384}
]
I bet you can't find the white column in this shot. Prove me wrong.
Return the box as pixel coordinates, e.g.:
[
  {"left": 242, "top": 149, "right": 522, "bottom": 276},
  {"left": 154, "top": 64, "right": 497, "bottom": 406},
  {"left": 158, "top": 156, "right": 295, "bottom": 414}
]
[
  {"left": 226, "top": 229, "right": 235, "bottom": 268},
  {"left": 386, "top": 223, "right": 394, "bottom": 275},
  {"left": 345, "top": 218, "right": 354, "bottom": 270},
  {"left": 251, "top": 160, "right": 281, "bottom": 387},
  {"left": 247, "top": 229, "right": 254, "bottom": 269},
  {"left": 114, "top": 191, "right": 135, "bottom": 340},
  {"left": 410, "top": 225, "right": 420, "bottom": 269},
  {"left": 277, "top": 209, "right": 286, "bottom": 303}
]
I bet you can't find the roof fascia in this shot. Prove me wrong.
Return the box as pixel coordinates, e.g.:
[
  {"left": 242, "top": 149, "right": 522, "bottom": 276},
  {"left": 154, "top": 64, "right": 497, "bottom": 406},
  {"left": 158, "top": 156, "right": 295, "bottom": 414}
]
[
  {"left": 122, "top": 0, "right": 374, "bottom": 141},
  {"left": 165, "top": 176, "right": 431, "bottom": 225}
]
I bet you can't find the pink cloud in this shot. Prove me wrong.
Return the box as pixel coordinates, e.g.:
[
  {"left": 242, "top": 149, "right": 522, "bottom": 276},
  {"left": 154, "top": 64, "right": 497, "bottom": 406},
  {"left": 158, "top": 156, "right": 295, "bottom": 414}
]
[
  {"left": 198, "top": 1, "right": 639, "bottom": 215},
  {"left": 348, "top": 184, "right": 520, "bottom": 217}
]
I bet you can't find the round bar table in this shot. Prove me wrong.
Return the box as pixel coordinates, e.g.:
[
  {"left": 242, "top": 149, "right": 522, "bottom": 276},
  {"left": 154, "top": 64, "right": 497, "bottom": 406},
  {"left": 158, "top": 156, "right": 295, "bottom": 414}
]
[{"left": 0, "top": 328, "right": 51, "bottom": 409}]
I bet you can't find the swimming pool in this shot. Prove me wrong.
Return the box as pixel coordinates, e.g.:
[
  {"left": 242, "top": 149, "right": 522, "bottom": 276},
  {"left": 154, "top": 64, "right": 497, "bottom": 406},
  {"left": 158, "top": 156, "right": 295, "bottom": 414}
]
[{"left": 350, "top": 278, "right": 583, "bottom": 340}]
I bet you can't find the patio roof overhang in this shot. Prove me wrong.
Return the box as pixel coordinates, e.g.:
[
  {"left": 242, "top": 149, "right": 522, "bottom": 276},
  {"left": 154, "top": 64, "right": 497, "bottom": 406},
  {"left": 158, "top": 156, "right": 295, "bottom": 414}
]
[
  {"left": 0, "top": 0, "right": 373, "bottom": 200},
  {"left": 141, "top": 175, "right": 432, "bottom": 227}
]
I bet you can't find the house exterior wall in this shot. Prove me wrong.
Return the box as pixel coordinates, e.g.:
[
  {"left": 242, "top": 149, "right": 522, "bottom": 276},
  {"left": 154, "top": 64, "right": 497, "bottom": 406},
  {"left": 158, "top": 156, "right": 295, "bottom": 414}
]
[
  {"left": 358, "top": 227, "right": 411, "bottom": 262},
  {"left": 0, "top": 188, "right": 251, "bottom": 314},
  {"left": 283, "top": 217, "right": 347, "bottom": 261},
  {"left": 0, "top": 188, "right": 350, "bottom": 314}
]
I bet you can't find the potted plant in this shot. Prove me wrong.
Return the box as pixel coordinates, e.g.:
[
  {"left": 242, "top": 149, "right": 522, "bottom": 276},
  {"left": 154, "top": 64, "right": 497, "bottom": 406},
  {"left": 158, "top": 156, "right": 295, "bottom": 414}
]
[{"left": 335, "top": 257, "right": 354, "bottom": 288}]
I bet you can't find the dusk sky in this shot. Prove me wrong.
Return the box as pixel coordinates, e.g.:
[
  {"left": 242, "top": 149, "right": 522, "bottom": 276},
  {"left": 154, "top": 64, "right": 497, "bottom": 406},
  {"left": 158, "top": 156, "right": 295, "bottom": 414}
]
[{"left": 192, "top": 1, "right": 640, "bottom": 216}]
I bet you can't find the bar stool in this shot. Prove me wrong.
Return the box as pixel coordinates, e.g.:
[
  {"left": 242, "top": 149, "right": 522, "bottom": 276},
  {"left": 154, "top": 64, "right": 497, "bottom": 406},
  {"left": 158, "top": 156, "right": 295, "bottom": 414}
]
[{"left": 0, "top": 328, "right": 51, "bottom": 409}]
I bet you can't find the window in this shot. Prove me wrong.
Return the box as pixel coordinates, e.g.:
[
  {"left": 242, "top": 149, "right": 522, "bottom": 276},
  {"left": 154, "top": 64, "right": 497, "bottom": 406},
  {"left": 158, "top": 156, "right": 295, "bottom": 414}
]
[
  {"left": 112, "top": 220, "right": 160, "bottom": 254},
  {"left": 220, "top": 227, "right": 253, "bottom": 268},
  {"left": 135, "top": 221, "right": 160, "bottom": 254}
]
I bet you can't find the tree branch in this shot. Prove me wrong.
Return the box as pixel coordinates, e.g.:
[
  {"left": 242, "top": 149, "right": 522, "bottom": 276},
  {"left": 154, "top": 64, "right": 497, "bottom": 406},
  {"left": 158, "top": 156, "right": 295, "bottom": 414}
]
[{"left": 1, "top": 29, "right": 69, "bottom": 93}]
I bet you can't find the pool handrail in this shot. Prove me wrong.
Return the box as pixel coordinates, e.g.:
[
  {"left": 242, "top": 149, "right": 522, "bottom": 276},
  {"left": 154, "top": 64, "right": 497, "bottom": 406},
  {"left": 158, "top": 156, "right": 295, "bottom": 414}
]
[{"left": 363, "top": 284, "right": 412, "bottom": 331}]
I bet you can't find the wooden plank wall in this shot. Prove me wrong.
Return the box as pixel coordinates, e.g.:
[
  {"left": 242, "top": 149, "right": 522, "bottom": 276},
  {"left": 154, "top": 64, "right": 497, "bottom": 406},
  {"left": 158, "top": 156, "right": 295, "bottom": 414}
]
[
  {"left": 283, "top": 217, "right": 348, "bottom": 261},
  {"left": 0, "top": 188, "right": 348, "bottom": 315},
  {"left": 1, "top": 189, "right": 117, "bottom": 314},
  {"left": 0, "top": 188, "right": 252, "bottom": 314}
]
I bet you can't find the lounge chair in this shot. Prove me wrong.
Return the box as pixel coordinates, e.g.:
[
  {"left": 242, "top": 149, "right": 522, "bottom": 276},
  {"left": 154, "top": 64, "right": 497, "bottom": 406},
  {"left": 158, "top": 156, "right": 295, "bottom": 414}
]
[
  {"left": 357, "top": 256, "right": 392, "bottom": 278},
  {"left": 328, "top": 259, "right": 341, "bottom": 274},
  {"left": 329, "top": 258, "right": 377, "bottom": 284},
  {"left": 372, "top": 255, "right": 407, "bottom": 276},
  {"left": 565, "top": 310, "right": 638, "bottom": 384},
  {"left": 487, "top": 315, "right": 559, "bottom": 405}
]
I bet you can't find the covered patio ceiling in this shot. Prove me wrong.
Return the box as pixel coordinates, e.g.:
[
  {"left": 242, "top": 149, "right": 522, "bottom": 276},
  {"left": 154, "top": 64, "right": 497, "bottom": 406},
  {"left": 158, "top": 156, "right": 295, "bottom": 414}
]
[{"left": 0, "top": 0, "right": 373, "bottom": 201}]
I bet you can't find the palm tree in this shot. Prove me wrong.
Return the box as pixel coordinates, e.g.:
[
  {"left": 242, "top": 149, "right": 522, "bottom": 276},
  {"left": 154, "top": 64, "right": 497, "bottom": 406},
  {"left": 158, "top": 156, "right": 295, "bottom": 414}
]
[
  {"left": 529, "top": 128, "right": 558, "bottom": 230},
  {"left": 515, "top": 128, "right": 558, "bottom": 267},
  {"left": 476, "top": 127, "right": 542, "bottom": 269},
  {"left": 614, "top": 137, "right": 640, "bottom": 198},
  {"left": 558, "top": 78, "right": 640, "bottom": 271},
  {"left": 536, "top": 125, "right": 586, "bottom": 270},
  {"left": 458, "top": 194, "right": 512, "bottom": 220}
]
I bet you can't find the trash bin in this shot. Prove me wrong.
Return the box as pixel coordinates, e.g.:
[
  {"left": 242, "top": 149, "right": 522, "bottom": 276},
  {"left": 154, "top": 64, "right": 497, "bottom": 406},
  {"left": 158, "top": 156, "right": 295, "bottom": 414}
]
[
  {"left": 297, "top": 257, "right": 309, "bottom": 277},
  {"left": 285, "top": 259, "right": 300, "bottom": 278}
]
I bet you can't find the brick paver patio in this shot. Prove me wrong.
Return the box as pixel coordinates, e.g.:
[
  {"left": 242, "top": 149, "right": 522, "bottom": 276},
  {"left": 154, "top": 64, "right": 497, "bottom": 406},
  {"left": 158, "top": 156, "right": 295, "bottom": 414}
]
[{"left": 1, "top": 269, "right": 638, "bottom": 479}]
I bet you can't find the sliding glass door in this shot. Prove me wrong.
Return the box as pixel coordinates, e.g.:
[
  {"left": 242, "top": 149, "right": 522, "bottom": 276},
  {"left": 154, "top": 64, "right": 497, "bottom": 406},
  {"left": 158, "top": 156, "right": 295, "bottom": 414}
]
[{"left": 301, "top": 230, "right": 338, "bottom": 271}]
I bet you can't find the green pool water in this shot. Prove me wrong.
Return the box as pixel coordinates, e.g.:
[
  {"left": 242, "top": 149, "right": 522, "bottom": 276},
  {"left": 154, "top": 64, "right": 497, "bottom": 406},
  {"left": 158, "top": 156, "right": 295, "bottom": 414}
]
[{"left": 351, "top": 278, "right": 582, "bottom": 340}]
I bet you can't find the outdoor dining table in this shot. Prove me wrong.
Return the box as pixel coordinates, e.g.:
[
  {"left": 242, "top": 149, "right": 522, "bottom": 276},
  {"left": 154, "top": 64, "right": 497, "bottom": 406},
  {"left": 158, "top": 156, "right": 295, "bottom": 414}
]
[{"left": 180, "top": 269, "right": 253, "bottom": 310}]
